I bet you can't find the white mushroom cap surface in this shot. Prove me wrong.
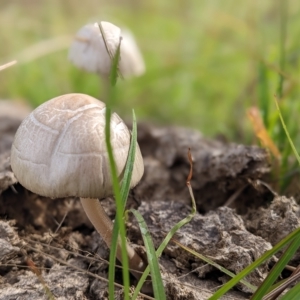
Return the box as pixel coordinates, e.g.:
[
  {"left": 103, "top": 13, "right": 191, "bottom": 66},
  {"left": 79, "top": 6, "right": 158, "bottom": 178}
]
[
  {"left": 119, "top": 29, "right": 146, "bottom": 77},
  {"left": 68, "top": 21, "right": 145, "bottom": 78},
  {"left": 10, "top": 93, "right": 144, "bottom": 199}
]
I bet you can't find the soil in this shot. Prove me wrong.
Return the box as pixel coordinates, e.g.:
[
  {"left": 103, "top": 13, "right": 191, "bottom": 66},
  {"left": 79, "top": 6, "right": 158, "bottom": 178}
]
[{"left": 0, "top": 100, "right": 299, "bottom": 299}]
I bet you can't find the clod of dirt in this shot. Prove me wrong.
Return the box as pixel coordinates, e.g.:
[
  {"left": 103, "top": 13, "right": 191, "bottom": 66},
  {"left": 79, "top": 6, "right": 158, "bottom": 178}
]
[
  {"left": 0, "top": 263, "right": 89, "bottom": 300},
  {"left": 0, "top": 226, "right": 96, "bottom": 300},
  {"left": 0, "top": 104, "right": 276, "bottom": 299},
  {"left": 163, "top": 272, "right": 211, "bottom": 300},
  {"left": 128, "top": 201, "right": 273, "bottom": 293},
  {"left": 245, "top": 195, "right": 300, "bottom": 264},
  {"left": 0, "top": 220, "right": 20, "bottom": 262},
  {"left": 164, "top": 267, "right": 249, "bottom": 300},
  {"left": 136, "top": 124, "right": 271, "bottom": 213}
]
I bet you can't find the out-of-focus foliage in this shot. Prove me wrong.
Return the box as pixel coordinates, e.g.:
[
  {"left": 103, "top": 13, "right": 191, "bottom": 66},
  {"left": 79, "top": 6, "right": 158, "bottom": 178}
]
[{"left": 0, "top": 0, "right": 300, "bottom": 142}]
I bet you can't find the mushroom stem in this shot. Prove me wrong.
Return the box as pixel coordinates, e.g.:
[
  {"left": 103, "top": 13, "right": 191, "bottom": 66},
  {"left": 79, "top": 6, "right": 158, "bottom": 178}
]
[
  {"left": 100, "top": 74, "right": 110, "bottom": 101},
  {"left": 80, "top": 197, "right": 147, "bottom": 280}
]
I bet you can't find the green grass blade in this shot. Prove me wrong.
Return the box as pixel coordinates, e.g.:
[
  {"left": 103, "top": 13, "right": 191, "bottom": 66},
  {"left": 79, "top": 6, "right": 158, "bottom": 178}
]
[
  {"left": 280, "top": 283, "right": 300, "bottom": 300},
  {"left": 120, "top": 110, "right": 138, "bottom": 202},
  {"left": 106, "top": 104, "right": 130, "bottom": 299},
  {"left": 99, "top": 22, "right": 130, "bottom": 300},
  {"left": 106, "top": 103, "right": 130, "bottom": 299},
  {"left": 274, "top": 0, "right": 289, "bottom": 173},
  {"left": 108, "top": 110, "right": 138, "bottom": 298},
  {"left": 98, "top": 23, "right": 121, "bottom": 84},
  {"left": 263, "top": 272, "right": 300, "bottom": 300},
  {"left": 251, "top": 234, "right": 300, "bottom": 299},
  {"left": 274, "top": 97, "right": 300, "bottom": 165},
  {"left": 132, "top": 151, "right": 197, "bottom": 299},
  {"left": 172, "top": 239, "right": 256, "bottom": 292},
  {"left": 277, "top": 0, "right": 287, "bottom": 99},
  {"left": 208, "top": 227, "right": 300, "bottom": 300},
  {"left": 258, "top": 62, "right": 270, "bottom": 128},
  {"left": 130, "top": 209, "right": 166, "bottom": 300},
  {"left": 132, "top": 206, "right": 197, "bottom": 299}
]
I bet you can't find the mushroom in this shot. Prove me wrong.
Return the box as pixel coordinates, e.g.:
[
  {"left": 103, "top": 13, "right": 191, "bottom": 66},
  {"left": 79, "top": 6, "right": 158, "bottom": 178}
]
[
  {"left": 68, "top": 22, "right": 145, "bottom": 97},
  {"left": 10, "top": 93, "right": 147, "bottom": 283}
]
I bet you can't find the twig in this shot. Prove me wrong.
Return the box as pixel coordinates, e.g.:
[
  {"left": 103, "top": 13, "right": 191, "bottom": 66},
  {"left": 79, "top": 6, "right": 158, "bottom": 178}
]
[
  {"left": 26, "top": 258, "right": 56, "bottom": 300},
  {"left": 0, "top": 60, "right": 17, "bottom": 71},
  {"left": 223, "top": 184, "right": 248, "bottom": 207}
]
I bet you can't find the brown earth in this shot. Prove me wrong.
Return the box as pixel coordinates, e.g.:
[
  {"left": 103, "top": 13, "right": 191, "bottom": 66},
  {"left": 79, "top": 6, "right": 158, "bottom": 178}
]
[{"left": 0, "top": 100, "right": 299, "bottom": 299}]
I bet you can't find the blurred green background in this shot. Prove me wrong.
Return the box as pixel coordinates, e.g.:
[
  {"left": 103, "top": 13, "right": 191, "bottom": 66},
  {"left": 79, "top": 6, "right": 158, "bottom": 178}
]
[{"left": 1, "top": 0, "right": 300, "bottom": 142}]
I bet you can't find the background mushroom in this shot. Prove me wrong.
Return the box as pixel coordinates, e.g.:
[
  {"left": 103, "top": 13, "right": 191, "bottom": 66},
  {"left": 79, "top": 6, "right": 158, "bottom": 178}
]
[
  {"left": 68, "top": 21, "right": 145, "bottom": 97},
  {"left": 10, "top": 93, "right": 147, "bottom": 283}
]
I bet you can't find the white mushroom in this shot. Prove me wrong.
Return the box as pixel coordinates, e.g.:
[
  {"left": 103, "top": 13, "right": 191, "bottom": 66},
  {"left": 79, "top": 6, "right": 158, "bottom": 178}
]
[
  {"left": 10, "top": 93, "right": 147, "bottom": 282},
  {"left": 68, "top": 21, "right": 145, "bottom": 79}
]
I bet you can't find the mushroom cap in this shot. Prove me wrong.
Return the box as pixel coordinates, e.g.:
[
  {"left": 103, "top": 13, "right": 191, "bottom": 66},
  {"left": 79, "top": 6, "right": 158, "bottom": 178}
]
[
  {"left": 119, "top": 29, "right": 145, "bottom": 77},
  {"left": 10, "top": 93, "right": 144, "bottom": 199},
  {"left": 68, "top": 21, "right": 145, "bottom": 78}
]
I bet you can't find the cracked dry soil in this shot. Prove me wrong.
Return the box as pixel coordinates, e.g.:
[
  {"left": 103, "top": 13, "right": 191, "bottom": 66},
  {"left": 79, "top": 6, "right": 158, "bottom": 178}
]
[{"left": 1, "top": 100, "right": 300, "bottom": 299}]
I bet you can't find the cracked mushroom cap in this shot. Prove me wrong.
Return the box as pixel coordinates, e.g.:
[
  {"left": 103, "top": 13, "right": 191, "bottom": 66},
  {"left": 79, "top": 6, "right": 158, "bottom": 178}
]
[
  {"left": 10, "top": 93, "right": 144, "bottom": 199},
  {"left": 68, "top": 21, "right": 145, "bottom": 77}
]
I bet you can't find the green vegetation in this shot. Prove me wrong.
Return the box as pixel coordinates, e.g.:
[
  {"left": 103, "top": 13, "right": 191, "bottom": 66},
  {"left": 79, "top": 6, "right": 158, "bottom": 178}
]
[
  {"left": 1, "top": 1, "right": 300, "bottom": 142},
  {"left": 3, "top": 0, "right": 300, "bottom": 298}
]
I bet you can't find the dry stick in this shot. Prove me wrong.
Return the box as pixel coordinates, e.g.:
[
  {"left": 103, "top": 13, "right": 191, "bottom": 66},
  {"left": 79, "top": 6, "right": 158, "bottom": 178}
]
[
  {"left": 0, "top": 60, "right": 17, "bottom": 71},
  {"left": 223, "top": 184, "right": 248, "bottom": 207},
  {"left": 52, "top": 199, "right": 73, "bottom": 235},
  {"left": 9, "top": 185, "right": 18, "bottom": 194},
  {"left": 44, "top": 199, "right": 74, "bottom": 246},
  {"left": 262, "top": 266, "right": 300, "bottom": 300},
  {"left": 26, "top": 238, "right": 108, "bottom": 264},
  {"left": 25, "top": 237, "right": 144, "bottom": 275},
  {"left": 186, "top": 148, "right": 196, "bottom": 202},
  {"left": 223, "top": 177, "right": 278, "bottom": 207},
  {"left": 272, "top": 256, "right": 296, "bottom": 272},
  {"left": 248, "top": 179, "right": 278, "bottom": 196},
  {"left": 2, "top": 264, "right": 51, "bottom": 271},
  {"left": 26, "top": 258, "right": 55, "bottom": 300},
  {"left": 25, "top": 243, "right": 154, "bottom": 300},
  {"left": 16, "top": 36, "right": 72, "bottom": 63},
  {"left": 177, "top": 264, "right": 209, "bottom": 279},
  {"left": 265, "top": 264, "right": 300, "bottom": 300}
]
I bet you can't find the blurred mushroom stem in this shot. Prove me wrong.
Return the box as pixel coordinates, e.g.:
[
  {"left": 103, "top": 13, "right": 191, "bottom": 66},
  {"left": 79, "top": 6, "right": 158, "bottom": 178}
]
[
  {"left": 80, "top": 197, "right": 149, "bottom": 284},
  {"left": 100, "top": 74, "right": 110, "bottom": 101}
]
